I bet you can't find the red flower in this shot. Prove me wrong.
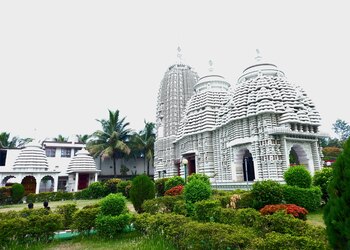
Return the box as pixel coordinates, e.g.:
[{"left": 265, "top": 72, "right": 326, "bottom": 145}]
[
  {"left": 164, "top": 185, "right": 184, "bottom": 196},
  {"left": 260, "top": 204, "right": 308, "bottom": 220}
]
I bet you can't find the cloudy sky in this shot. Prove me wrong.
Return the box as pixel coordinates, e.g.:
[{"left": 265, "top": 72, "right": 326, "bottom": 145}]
[{"left": 1, "top": 1, "right": 349, "bottom": 140}]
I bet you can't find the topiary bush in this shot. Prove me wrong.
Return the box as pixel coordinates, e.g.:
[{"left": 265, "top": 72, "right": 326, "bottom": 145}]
[
  {"left": 104, "top": 178, "right": 121, "bottom": 194},
  {"left": 129, "top": 174, "right": 155, "bottom": 213},
  {"left": 164, "top": 176, "right": 185, "bottom": 191},
  {"left": 11, "top": 183, "right": 25, "bottom": 203},
  {"left": 100, "top": 193, "right": 127, "bottom": 216},
  {"left": 86, "top": 182, "right": 107, "bottom": 199},
  {"left": 184, "top": 179, "right": 212, "bottom": 204},
  {"left": 284, "top": 165, "right": 312, "bottom": 188},
  {"left": 251, "top": 180, "right": 284, "bottom": 209},
  {"left": 55, "top": 203, "right": 78, "bottom": 229},
  {"left": 313, "top": 167, "right": 333, "bottom": 203},
  {"left": 71, "top": 207, "right": 100, "bottom": 234},
  {"left": 155, "top": 178, "right": 169, "bottom": 197},
  {"left": 95, "top": 213, "right": 133, "bottom": 238},
  {"left": 187, "top": 173, "right": 210, "bottom": 185},
  {"left": 283, "top": 185, "right": 322, "bottom": 211},
  {"left": 194, "top": 199, "right": 221, "bottom": 222}
]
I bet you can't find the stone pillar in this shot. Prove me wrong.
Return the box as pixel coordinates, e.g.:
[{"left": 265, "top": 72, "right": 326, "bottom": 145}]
[
  {"left": 94, "top": 172, "right": 98, "bottom": 182},
  {"left": 35, "top": 175, "right": 40, "bottom": 194},
  {"left": 53, "top": 175, "right": 58, "bottom": 192},
  {"left": 75, "top": 172, "right": 79, "bottom": 192}
]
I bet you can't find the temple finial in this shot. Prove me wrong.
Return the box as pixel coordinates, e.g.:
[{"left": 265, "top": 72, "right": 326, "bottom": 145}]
[
  {"left": 177, "top": 46, "right": 182, "bottom": 63},
  {"left": 255, "top": 49, "right": 262, "bottom": 62},
  {"left": 208, "top": 60, "right": 214, "bottom": 72}
]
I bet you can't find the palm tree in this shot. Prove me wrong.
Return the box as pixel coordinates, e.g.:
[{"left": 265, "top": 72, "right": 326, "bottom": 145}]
[
  {"left": 131, "top": 121, "right": 155, "bottom": 175},
  {"left": 54, "top": 135, "right": 68, "bottom": 142},
  {"left": 0, "top": 132, "right": 32, "bottom": 148},
  {"left": 88, "top": 110, "right": 131, "bottom": 177},
  {"left": 77, "top": 134, "right": 90, "bottom": 144}
]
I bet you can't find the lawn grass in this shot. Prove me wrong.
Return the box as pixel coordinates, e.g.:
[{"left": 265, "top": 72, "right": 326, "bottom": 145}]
[
  {"left": 8, "top": 231, "right": 176, "bottom": 250},
  {"left": 307, "top": 208, "right": 325, "bottom": 227}
]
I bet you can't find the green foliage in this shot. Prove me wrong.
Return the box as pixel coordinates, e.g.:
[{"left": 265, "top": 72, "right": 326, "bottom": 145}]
[
  {"left": 333, "top": 119, "right": 350, "bottom": 142},
  {"left": 117, "top": 180, "right": 132, "bottom": 198},
  {"left": 187, "top": 173, "right": 210, "bottom": 185},
  {"left": 324, "top": 138, "right": 350, "bottom": 249},
  {"left": 104, "top": 178, "right": 121, "bottom": 194},
  {"left": 141, "top": 196, "right": 182, "bottom": 214},
  {"left": 95, "top": 213, "right": 132, "bottom": 238},
  {"left": 11, "top": 183, "right": 25, "bottom": 203},
  {"left": 283, "top": 185, "right": 322, "bottom": 211},
  {"left": 100, "top": 193, "right": 127, "bottom": 216},
  {"left": 55, "top": 203, "right": 78, "bottom": 229},
  {"left": 284, "top": 165, "right": 312, "bottom": 188},
  {"left": 194, "top": 199, "right": 221, "bottom": 222},
  {"left": 233, "top": 208, "right": 262, "bottom": 228},
  {"left": 173, "top": 200, "right": 188, "bottom": 216},
  {"left": 129, "top": 174, "right": 155, "bottom": 213},
  {"left": 251, "top": 180, "right": 284, "bottom": 209},
  {"left": 26, "top": 191, "right": 74, "bottom": 203},
  {"left": 155, "top": 178, "right": 169, "bottom": 197},
  {"left": 71, "top": 207, "right": 100, "bottom": 234},
  {"left": 86, "top": 182, "right": 107, "bottom": 198},
  {"left": 184, "top": 179, "right": 212, "bottom": 204},
  {"left": 0, "top": 186, "right": 12, "bottom": 205},
  {"left": 313, "top": 167, "right": 333, "bottom": 203},
  {"left": 164, "top": 176, "right": 185, "bottom": 191}
]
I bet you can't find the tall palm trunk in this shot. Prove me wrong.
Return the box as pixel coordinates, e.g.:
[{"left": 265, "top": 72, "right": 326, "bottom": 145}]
[{"left": 113, "top": 157, "right": 117, "bottom": 177}]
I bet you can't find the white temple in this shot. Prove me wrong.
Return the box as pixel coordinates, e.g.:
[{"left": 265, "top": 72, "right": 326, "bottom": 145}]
[{"left": 154, "top": 51, "right": 325, "bottom": 189}]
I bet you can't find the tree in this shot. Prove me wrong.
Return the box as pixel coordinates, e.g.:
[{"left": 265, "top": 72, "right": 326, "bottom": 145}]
[
  {"left": 88, "top": 110, "right": 131, "bottom": 177},
  {"left": 54, "top": 135, "right": 68, "bottom": 142},
  {"left": 130, "top": 121, "right": 155, "bottom": 175},
  {"left": 129, "top": 174, "right": 155, "bottom": 213},
  {"left": 77, "top": 134, "right": 90, "bottom": 144},
  {"left": 0, "top": 132, "right": 32, "bottom": 148},
  {"left": 333, "top": 119, "right": 350, "bottom": 142},
  {"left": 324, "top": 138, "right": 350, "bottom": 249}
]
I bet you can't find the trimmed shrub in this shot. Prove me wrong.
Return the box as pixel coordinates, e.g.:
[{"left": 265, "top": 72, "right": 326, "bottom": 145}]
[
  {"left": 155, "top": 178, "right": 169, "bottom": 197},
  {"left": 117, "top": 180, "right": 132, "bottom": 198},
  {"left": 164, "top": 185, "right": 184, "bottom": 196},
  {"left": 26, "top": 191, "right": 74, "bottom": 203},
  {"left": 184, "top": 179, "right": 212, "bottom": 204},
  {"left": 260, "top": 204, "right": 308, "bottom": 220},
  {"left": 129, "top": 174, "right": 155, "bottom": 213},
  {"left": 237, "top": 191, "right": 254, "bottom": 208},
  {"left": 284, "top": 165, "right": 312, "bottom": 188},
  {"left": 95, "top": 214, "right": 132, "bottom": 238},
  {"left": 0, "top": 186, "right": 12, "bottom": 205},
  {"left": 141, "top": 196, "right": 183, "bottom": 214},
  {"left": 233, "top": 208, "right": 262, "bottom": 228},
  {"left": 194, "top": 199, "right": 221, "bottom": 222},
  {"left": 86, "top": 182, "right": 107, "bottom": 198},
  {"left": 100, "top": 193, "right": 127, "bottom": 216},
  {"left": 251, "top": 180, "right": 283, "bottom": 209},
  {"left": 313, "top": 167, "right": 333, "bottom": 203},
  {"left": 0, "top": 217, "right": 28, "bottom": 246},
  {"left": 187, "top": 173, "right": 210, "bottom": 185},
  {"left": 173, "top": 200, "right": 188, "bottom": 216},
  {"left": 71, "top": 207, "right": 99, "bottom": 234},
  {"left": 26, "top": 213, "right": 63, "bottom": 241},
  {"left": 283, "top": 185, "right": 322, "bottom": 211},
  {"left": 11, "top": 183, "right": 25, "bottom": 203},
  {"left": 104, "top": 178, "right": 121, "bottom": 194},
  {"left": 56, "top": 203, "right": 78, "bottom": 229},
  {"left": 164, "top": 176, "right": 185, "bottom": 191}
]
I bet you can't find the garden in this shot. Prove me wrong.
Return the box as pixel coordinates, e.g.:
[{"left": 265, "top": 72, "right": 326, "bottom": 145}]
[{"left": 0, "top": 139, "right": 349, "bottom": 249}]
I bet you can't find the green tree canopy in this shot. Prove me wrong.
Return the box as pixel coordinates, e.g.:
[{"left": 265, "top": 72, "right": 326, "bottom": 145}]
[
  {"left": 333, "top": 119, "right": 350, "bottom": 142},
  {"left": 0, "top": 132, "right": 32, "bottom": 149}
]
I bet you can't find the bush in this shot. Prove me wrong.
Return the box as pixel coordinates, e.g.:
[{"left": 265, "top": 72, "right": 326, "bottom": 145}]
[
  {"left": 0, "top": 187, "right": 12, "bottom": 205},
  {"left": 25, "top": 191, "right": 74, "bottom": 203},
  {"left": 86, "top": 182, "right": 107, "bottom": 199},
  {"left": 95, "top": 214, "right": 132, "bottom": 238},
  {"left": 194, "top": 199, "right": 221, "bottom": 222},
  {"left": 251, "top": 180, "right": 283, "bottom": 209},
  {"left": 260, "top": 204, "right": 308, "bottom": 220},
  {"left": 71, "top": 207, "right": 99, "bottom": 234},
  {"left": 129, "top": 174, "right": 155, "bottom": 213},
  {"left": 141, "top": 196, "right": 183, "bottom": 214},
  {"left": 104, "top": 178, "right": 121, "bottom": 194},
  {"left": 155, "top": 178, "right": 169, "bottom": 197},
  {"left": 284, "top": 165, "right": 312, "bottom": 188},
  {"left": 117, "top": 180, "right": 132, "bottom": 198},
  {"left": 26, "top": 213, "right": 63, "bottom": 241},
  {"left": 283, "top": 185, "right": 322, "bottom": 211},
  {"left": 164, "top": 185, "right": 184, "bottom": 196},
  {"left": 173, "top": 200, "right": 188, "bottom": 216},
  {"left": 184, "top": 179, "right": 212, "bottom": 204},
  {"left": 55, "top": 203, "right": 78, "bottom": 229},
  {"left": 187, "top": 173, "right": 210, "bottom": 185},
  {"left": 100, "top": 193, "right": 127, "bottom": 216},
  {"left": 11, "top": 183, "right": 25, "bottom": 203},
  {"left": 313, "top": 167, "right": 333, "bottom": 203},
  {"left": 164, "top": 176, "right": 185, "bottom": 191},
  {"left": 233, "top": 208, "right": 262, "bottom": 228}
]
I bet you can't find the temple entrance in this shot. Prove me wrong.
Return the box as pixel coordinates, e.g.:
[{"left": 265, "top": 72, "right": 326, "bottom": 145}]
[
  {"left": 289, "top": 144, "right": 308, "bottom": 168},
  {"left": 21, "top": 176, "right": 36, "bottom": 195},
  {"left": 183, "top": 154, "right": 196, "bottom": 177},
  {"left": 242, "top": 150, "right": 255, "bottom": 181},
  {"left": 39, "top": 176, "right": 54, "bottom": 193},
  {"left": 1, "top": 175, "right": 16, "bottom": 186},
  {"left": 78, "top": 173, "right": 89, "bottom": 190}
]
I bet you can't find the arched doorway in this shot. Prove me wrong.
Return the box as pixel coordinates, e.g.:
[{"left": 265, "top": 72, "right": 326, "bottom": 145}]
[
  {"left": 1, "top": 175, "right": 16, "bottom": 187},
  {"left": 242, "top": 150, "right": 255, "bottom": 181},
  {"left": 21, "top": 176, "right": 36, "bottom": 195},
  {"left": 39, "top": 176, "right": 54, "bottom": 193},
  {"left": 289, "top": 144, "right": 308, "bottom": 168}
]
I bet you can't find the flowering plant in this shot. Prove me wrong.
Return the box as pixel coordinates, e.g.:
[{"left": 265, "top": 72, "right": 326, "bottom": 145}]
[
  {"left": 164, "top": 185, "right": 184, "bottom": 196},
  {"left": 260, "top": 204, "right": 308, "bottom": 220}
]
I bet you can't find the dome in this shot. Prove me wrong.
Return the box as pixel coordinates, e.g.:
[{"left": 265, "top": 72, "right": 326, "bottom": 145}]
[
  {"left": 194, "top": 75, "right": 230, "bottom": 94},
  {"left": 13, "top": 141, "right": 49, "bottom": 171},
  {"left": 67, "top": 148, "right": 98, "bottom": 173}
]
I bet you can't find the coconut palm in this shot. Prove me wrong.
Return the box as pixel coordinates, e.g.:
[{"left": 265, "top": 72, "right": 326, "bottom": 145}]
[
  {"left": 131, "top": 121, "right": 155, "bottom": 175},
  {"left": 88, "top": 110, "right": 131, "bottom": 177},
  {"left": 0, "top": 132, "right": 32, "bottom": 148},
  {"left": 77, "top": 134, "right": 90, "bottom": 144},
  {"left": 54, "top": 135, "right": 68, "bottom": 142}
]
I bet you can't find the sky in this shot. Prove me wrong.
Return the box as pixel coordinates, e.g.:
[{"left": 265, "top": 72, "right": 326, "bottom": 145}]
[{"left": 1, "top": 1, "right": 349, "bottom": 141}]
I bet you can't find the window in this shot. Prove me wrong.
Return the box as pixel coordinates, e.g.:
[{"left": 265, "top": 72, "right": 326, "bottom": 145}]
[
  {"left": 45, "top": 148, "right": 56, "bottom": 157},
  {"left": 0, "top": 150, "right": 7, "bottom": 166},
  {"left": 61, "top": 148, "right": 71, "bottom": 158}
]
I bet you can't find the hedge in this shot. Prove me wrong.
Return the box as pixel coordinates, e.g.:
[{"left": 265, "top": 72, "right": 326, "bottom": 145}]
[{"left": 282, "top": 185, "right": 322, "bottom": 211}]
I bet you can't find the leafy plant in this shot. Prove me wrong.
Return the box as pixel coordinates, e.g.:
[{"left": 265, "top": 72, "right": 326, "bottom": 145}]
[
  {"left": 260, "top": 204, "right": 308, "bottom": 220},
  {"left": 155, "top": 178, "right": 169, "bottom": 197},
  {"left": 100, "top": 193, "right": 127, "bottom": 216},
  {"left": 187, "top": 173, "right": 210, "bottom": 185},
  {"left": 11, "top": 183, "right": 25, "bottom": 203},
  {"left": 164, "top": 185, "right": 184, "bottom": 196},
  {"left": 284, "top": 165, "right": 312, "bottom": 188},
  {"left": 184, "top": 179, "right": 211, "bottom": 204},
  {"left": 129, "top": 174, "right": 155, "bottom": 213},
  {"left": 251, "top": 180, "right": 283, "bottom": 209},
  {"left": 164, "top": 176, "right": 185, "bottom": 192},
  {"left": 313, "top": 167, "right": 333, "bottom": 203}
]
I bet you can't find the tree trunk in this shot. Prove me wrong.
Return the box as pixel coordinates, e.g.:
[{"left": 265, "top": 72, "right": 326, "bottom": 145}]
[
  {"left": 147, "top": 159, "right": 150, "bottom": 176},
  {"left": 113, "top": 157, "right": 117, "bottom": 177}
]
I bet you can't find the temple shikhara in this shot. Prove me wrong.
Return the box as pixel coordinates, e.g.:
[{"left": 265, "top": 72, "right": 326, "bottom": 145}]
[{"left": 154, "top": 49, "right": 325, "bottom": 189}]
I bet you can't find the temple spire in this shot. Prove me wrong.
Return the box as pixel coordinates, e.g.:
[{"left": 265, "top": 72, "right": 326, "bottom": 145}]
[
  {"left": 255, "top": 49, "right": 262, "bottom": 62},
  {"left": 177, "top": 46, "right": 183, "bottom": 63},
  {"left": 208, "top": 60, "right": 214, "bottom": 72}
]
